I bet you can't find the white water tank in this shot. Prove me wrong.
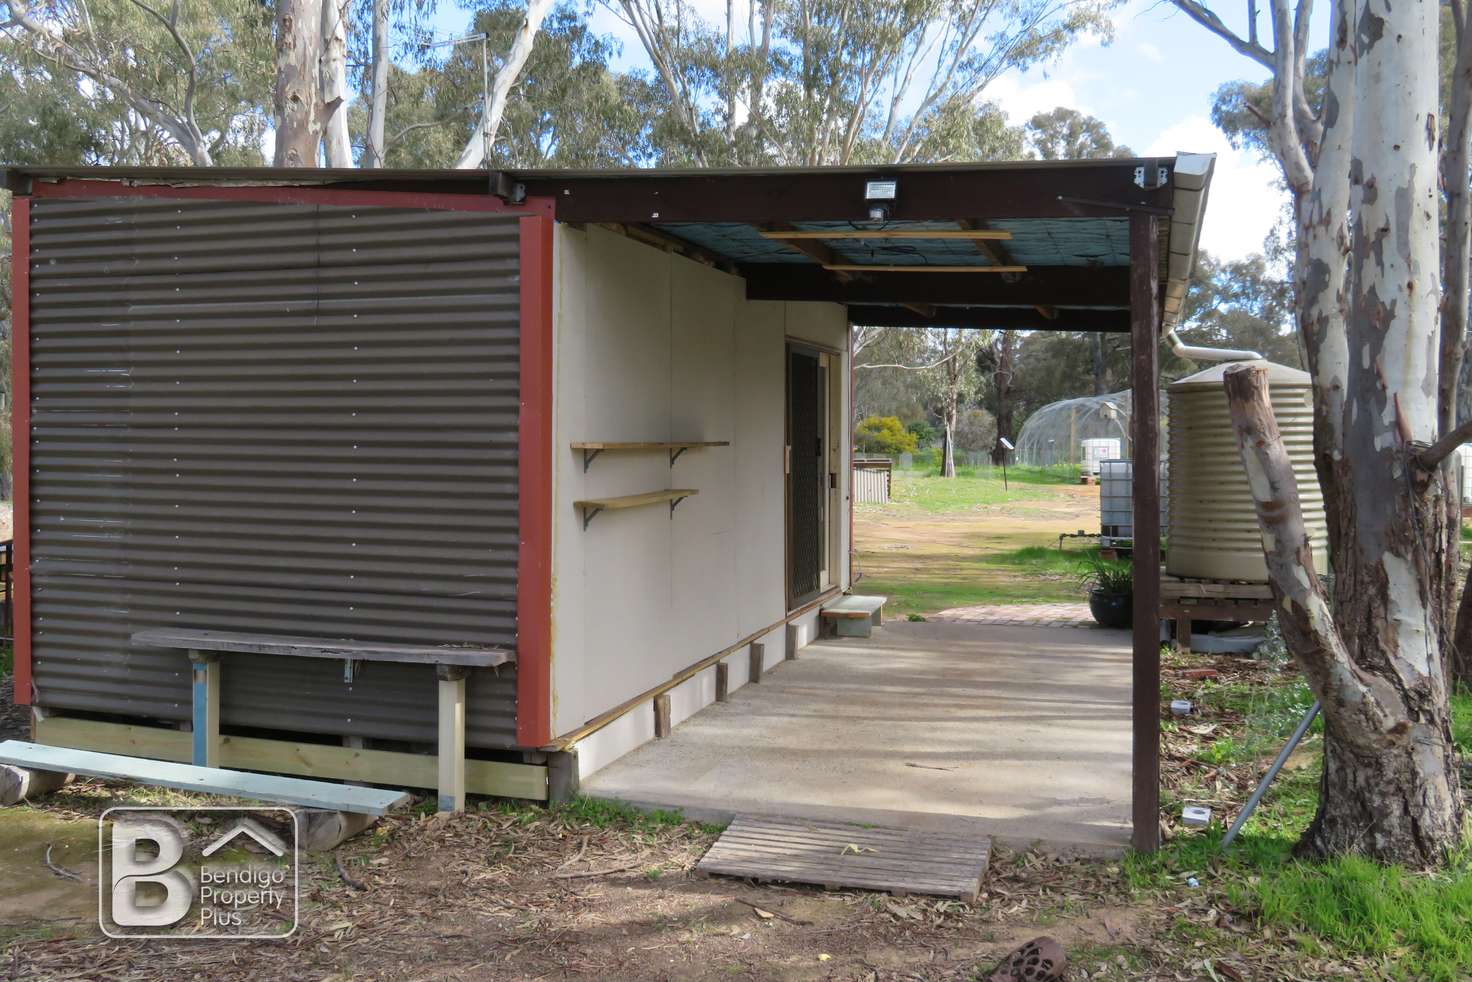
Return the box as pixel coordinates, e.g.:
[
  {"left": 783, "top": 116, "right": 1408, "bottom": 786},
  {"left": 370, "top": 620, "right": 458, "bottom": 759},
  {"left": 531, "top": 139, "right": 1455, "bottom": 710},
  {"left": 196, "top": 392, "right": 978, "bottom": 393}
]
[
  {"left": 1081, "top": 437, "right": 1121, "bottom": 475},
  {"left": 1166, "top": 360, "right": 1328, "bottom": 583}
]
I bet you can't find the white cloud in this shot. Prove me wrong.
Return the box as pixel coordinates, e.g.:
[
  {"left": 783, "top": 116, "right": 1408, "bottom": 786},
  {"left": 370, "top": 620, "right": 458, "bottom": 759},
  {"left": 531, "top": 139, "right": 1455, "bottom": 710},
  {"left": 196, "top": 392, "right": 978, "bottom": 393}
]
[
  {"left": 1145, "top": 116, "right": 1286, "bottom": 261},
  {"left": 985, "top": 72, "right": 1088, "bottom": 124},
  {"left": 1137, "top": 40, "right": 1165, "bottom": 64}
]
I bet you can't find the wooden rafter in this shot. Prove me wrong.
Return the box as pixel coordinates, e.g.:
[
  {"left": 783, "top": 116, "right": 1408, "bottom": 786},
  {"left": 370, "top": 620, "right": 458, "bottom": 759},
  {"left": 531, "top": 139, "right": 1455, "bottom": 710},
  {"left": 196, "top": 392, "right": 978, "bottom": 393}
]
[
  {"left": 762, "top": 224, "right": 854, "bottom": 282},
  {"left": 822, "top": 263, "right": 1027, "bottom": 274},
  {"left": 758, "top": 229, "right": 1012, "bottom": 241}
]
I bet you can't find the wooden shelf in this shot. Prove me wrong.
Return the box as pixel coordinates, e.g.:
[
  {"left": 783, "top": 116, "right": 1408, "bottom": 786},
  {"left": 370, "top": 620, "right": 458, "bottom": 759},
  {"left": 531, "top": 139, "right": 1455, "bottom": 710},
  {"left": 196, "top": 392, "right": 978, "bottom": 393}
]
[
  {"left": 574, "top": 489, "right": 698, "bottom": 529},
  {"left": 571, "top": 441, "right": 729, "bottom": 470}
]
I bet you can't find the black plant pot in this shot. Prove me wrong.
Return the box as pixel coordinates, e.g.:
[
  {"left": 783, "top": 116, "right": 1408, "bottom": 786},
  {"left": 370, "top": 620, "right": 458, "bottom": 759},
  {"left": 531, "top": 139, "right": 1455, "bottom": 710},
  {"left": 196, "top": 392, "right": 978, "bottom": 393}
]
[{"left": 1088, "top": 589, "right": 1132, "bottom": 629}]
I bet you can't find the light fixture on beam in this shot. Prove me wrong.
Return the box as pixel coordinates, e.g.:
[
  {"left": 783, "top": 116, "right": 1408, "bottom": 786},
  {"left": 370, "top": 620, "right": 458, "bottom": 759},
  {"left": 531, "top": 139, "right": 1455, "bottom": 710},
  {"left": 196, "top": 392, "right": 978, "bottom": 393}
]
[{"left": 864, "top": 179, "right": 897, "bottom": 221}]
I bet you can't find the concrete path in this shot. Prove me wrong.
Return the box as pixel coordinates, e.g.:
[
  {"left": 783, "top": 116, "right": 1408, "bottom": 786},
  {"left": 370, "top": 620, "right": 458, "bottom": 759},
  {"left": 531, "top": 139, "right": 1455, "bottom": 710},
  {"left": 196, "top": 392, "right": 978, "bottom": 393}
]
[{"left": 583, "top": 620, "right": 1133, "bottom": 853}]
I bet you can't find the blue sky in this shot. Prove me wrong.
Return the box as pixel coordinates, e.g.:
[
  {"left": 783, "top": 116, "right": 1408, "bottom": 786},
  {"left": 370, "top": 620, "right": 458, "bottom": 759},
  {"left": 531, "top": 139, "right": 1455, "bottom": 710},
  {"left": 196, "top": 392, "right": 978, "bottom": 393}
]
[{"left": 427, "top": 0, "right": 1319, "bottom": 262}]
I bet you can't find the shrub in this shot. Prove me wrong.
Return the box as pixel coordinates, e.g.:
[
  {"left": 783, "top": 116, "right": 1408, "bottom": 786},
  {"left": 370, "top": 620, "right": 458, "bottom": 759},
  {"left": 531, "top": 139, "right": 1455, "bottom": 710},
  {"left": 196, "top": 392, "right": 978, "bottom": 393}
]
[{"left": 855, "top": 415, "right": 919, "bottom": 455}]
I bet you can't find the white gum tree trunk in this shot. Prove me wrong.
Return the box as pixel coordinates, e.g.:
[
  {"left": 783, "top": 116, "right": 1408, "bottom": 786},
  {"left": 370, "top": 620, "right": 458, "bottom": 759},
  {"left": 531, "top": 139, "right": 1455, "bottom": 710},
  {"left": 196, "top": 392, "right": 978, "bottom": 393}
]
[
  {"left": 274, "top": 0, "right": 325, "bottom": 166},
  {"left": 455, "top": 0, "right": 554, "bottom": 169},
  {"left": 320, "top": 0, "right": 352, "bottom": 167},
  {"left": 1224, "top": 0, "right": 1464, "bottom": 864}
]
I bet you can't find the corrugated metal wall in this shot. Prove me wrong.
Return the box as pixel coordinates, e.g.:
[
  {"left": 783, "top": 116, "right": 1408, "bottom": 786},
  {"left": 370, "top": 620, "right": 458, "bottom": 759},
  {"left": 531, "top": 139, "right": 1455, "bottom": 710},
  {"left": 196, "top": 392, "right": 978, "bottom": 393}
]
[{"left": 26, "top": 195, "right": 522, "bottom": 748}]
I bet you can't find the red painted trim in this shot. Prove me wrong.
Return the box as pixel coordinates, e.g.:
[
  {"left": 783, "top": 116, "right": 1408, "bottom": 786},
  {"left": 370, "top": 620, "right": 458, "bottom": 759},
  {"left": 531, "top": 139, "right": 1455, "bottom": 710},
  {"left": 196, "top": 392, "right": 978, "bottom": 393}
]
[
  {"left": 11, "top": 197, "right": 31, "bottom": 706},
  {"left": 516, "top": 213, "right": 555, "bottom": 747},
  {"left": 29, "top": 178, "right": 554, "bottom": 216}
]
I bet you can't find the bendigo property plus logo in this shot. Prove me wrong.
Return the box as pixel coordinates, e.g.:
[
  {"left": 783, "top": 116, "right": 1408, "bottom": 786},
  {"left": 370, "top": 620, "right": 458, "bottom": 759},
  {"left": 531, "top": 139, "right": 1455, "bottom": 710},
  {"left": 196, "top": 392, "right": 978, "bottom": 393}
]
[{"left": 99, "top": 807, "right": 298, "bottom": 939}]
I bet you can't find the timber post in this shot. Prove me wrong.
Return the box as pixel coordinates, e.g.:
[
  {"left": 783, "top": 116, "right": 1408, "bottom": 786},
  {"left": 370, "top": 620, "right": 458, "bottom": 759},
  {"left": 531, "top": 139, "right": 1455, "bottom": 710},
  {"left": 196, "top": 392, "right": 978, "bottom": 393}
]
[{"left": 1129, "top": 210, "right": 1162, "bottom": 854}]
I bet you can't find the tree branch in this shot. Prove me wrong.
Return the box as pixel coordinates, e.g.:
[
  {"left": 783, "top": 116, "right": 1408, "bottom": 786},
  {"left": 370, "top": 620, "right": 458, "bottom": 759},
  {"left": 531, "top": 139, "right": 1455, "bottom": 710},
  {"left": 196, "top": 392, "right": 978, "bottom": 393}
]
[
  {"left": 1168, "top": 0, "right": 1274, "bottom": 69},
  {"left": 1414, "top": 421, "right": 1472, "bottom": 471},
  {"left": 855, "top": 349, "right": 961, "bottom": 372},
  {"left": 1223, "top": 364, "right": 1393, "bottom": 748}
]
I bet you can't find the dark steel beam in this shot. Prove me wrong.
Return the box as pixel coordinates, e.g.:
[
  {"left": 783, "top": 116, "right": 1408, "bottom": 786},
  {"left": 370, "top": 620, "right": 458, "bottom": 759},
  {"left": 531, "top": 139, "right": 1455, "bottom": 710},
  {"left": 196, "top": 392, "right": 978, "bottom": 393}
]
[
  {"left": 848, "top": 305, "right": 1128, "bottom": 332},
  {"left": 524, "top": 163, "right": 1173, "bottom": 224},
  {"left": 1129, "top": 211, "right": 1163, "bottom": 855},
  {"left": 745, "top": 264, "right": 1129, "bottom": 307}
]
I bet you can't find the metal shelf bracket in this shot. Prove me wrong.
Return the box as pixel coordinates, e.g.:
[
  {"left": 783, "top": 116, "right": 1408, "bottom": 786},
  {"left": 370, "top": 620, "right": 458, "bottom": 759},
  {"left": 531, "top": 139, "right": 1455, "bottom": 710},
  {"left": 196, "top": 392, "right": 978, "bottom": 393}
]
[{"left": 581, "top": 505, "right": 604, "bottom": 530}]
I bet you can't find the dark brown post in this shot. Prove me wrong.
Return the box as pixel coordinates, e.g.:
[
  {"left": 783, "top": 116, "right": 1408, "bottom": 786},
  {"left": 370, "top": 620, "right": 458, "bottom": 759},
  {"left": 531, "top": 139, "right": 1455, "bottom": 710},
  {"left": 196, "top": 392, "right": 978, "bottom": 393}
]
[
  {"left": 1129, "top": 211, "right": 1162, "bottom": 854},
  {"left": 715, "top": 661, "right": 729, "bottom": 702}
]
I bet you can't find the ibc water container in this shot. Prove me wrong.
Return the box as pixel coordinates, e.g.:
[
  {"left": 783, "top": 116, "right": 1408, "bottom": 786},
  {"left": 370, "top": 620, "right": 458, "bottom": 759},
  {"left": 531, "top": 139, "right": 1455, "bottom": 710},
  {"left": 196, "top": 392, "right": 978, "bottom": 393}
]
[
  {"left": 1080, "top": 437, "right": 1121, "bottom": 475},
  {"left": 1166, "top": 360, "right": 1328, "bottom": 582}
]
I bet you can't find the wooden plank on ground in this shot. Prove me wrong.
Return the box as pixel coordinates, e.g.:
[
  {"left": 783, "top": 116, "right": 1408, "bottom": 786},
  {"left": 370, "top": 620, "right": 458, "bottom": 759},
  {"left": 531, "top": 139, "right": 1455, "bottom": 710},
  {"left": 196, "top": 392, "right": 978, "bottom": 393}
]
[
  {"left": 697, "top": 815, "right": 990, "bottom": 900},
  {"left": 34, "top": 716, "right": 548, "bottom": 800},
  {"left": 0, "top": 740, "right": 411, "bottom": 815}
]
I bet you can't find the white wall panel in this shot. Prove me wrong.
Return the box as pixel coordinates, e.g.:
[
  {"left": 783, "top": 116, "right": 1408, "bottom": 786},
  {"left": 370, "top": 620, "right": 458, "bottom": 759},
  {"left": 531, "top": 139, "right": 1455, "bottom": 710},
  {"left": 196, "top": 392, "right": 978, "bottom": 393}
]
[{"left": 551, "top": 225, "right": 849, "bottom": 738}]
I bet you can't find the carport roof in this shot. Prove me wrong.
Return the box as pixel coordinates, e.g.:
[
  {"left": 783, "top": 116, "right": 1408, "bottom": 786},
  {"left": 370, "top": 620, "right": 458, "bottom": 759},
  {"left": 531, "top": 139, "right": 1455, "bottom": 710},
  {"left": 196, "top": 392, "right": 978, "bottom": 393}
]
[{"left": 3, "top": 155, "right": 1213, "bottom": 333}]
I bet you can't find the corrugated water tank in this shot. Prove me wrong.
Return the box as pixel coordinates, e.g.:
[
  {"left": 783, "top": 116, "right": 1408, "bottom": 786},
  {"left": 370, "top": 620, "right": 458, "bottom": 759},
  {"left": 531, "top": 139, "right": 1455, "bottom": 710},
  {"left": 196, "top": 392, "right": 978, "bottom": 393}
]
[{"left": 1166, "top": 360, "right": 1328, "bottom": 582}]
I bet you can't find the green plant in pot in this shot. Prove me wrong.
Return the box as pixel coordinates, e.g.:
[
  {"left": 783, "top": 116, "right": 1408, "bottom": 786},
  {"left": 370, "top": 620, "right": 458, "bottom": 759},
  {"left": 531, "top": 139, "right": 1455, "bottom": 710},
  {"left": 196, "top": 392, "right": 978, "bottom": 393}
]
[{"left": 1079, "top": 555, "right": 1132, "bottom": 629}]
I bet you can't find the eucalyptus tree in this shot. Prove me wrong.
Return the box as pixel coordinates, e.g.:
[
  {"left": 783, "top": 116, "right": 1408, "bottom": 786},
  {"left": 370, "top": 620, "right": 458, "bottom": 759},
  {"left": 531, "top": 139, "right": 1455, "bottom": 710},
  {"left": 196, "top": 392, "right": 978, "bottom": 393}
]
[
  {"left": 0, "top": 0, "right": 273, "bottom": 165},
  {"left": 1024, "top": 106, "right": 1133, "bottom": 160},
  {"left": 1173, "top": 0, "right": 1468, "bottom": 863},
  {"left": 608, "top": 0, "right": 1117, "bottom": 166}
]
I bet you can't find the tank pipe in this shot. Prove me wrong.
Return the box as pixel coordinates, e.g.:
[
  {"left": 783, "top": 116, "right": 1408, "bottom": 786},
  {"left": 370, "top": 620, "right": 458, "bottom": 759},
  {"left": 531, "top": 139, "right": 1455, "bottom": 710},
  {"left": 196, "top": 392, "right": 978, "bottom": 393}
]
[{"left": 1164, "top": 327, "right": 1262, "bottom": 363}]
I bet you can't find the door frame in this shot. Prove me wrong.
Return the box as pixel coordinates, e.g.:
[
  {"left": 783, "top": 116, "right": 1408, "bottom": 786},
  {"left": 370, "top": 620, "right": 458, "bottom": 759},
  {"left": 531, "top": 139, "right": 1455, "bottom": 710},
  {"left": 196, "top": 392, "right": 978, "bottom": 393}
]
[{"left": 785, "top": 338, "right": 843, "bottom": 612}]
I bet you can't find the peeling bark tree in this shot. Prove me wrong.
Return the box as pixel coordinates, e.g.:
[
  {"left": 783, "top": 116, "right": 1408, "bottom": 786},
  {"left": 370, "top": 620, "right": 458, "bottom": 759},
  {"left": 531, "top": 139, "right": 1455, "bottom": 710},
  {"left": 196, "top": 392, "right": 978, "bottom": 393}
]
[
  {"left": 274, "top": 0, "right": 325, "bottom": 166},
  {"left": 320, "top": 0, "right": 352, "bottom": 167},
  {"left": 1182, "top": 0, "right": 1465, "bottom": 864}
]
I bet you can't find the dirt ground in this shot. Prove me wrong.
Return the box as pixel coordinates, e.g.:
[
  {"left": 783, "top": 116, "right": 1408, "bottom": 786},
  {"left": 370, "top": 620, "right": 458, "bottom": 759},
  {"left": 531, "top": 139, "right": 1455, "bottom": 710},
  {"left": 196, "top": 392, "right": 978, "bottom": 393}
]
[
  {"left": 1, "top": 784, "right": 1204, "bottom": 981},
  {"left": 855, "top": 482, "right": 1099, "bottom": 611},
  {"left": 0, "top": 673, "right": 26, "bottom": 743}
]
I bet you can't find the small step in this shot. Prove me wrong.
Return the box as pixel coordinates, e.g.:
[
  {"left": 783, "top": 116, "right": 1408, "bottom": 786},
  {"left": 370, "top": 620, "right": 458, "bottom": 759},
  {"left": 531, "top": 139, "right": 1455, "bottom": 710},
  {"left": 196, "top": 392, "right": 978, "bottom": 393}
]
[
  {"left": 0, "top": 741, "right": 411, "bottom": 815},
  {"left": 820, "top": 595, "right": 887, "bottom": 638},
  {"left": 697, "top": 814, "right": 991, "bottom": 900}
]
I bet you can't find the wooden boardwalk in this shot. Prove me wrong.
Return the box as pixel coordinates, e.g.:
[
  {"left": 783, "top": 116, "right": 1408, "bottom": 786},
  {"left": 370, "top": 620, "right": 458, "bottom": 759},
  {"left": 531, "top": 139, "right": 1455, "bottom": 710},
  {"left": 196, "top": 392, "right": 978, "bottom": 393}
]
[{"left": 697, "top": 815, "right": 991, "bottom": 900}]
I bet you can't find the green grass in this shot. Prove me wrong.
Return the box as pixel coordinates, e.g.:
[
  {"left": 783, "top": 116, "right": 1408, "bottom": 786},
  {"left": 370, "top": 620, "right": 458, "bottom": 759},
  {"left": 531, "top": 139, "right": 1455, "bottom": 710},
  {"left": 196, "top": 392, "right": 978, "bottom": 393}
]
[
  {"left": 1452, "top": 688, "right": 1472, "bottom": 753},
  {"left": 1250, "top": 854, "right": 1472, "bottom": 978},
  {"left": 856, "top": 543, "right": 1098, "bottom": 615},
  {"left": 0, "top": 645, "right": 10, "bottom": 676},
  {"left": 1127, "top": 677, "right": 1472, "bottom": 980},
  {"left": 881, "top": 465, "right": 1079, "bottom": 514}
]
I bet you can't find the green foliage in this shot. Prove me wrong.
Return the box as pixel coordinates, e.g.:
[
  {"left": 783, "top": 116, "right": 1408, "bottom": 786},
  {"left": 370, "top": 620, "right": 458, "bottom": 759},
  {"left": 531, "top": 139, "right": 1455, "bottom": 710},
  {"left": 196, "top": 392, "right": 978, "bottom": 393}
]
[
  {"left": 0, "top": 1, "right": 274, "bottom": 166},
  {"left": 1173, "top": 251, "right": 1300, "bottom": 374},
  {"left": 905, "top": 419, "right": 937, "bottom": 446},
  {"left": 365, "top": 2, "right": 658, "bottom": 168},
  {"left": 1076, "top": 555, "right": 1131, "bottom": 595},
  {"left": 855, "top": 416, "right": 919, "bottom": 455},
  {"left": 1025, "top": 107, "right": 1133, "bottom": 159}
]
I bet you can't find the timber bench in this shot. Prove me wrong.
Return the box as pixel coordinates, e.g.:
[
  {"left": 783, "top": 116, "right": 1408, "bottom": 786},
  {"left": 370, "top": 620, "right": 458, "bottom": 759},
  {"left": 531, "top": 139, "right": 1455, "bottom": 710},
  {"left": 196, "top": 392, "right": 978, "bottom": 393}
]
[
  {"left": 131, "top": 629, "right": 514, "bottom": 813},
  {"left": 820, "top": 595, "right": 888, "bottom": 638}
]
